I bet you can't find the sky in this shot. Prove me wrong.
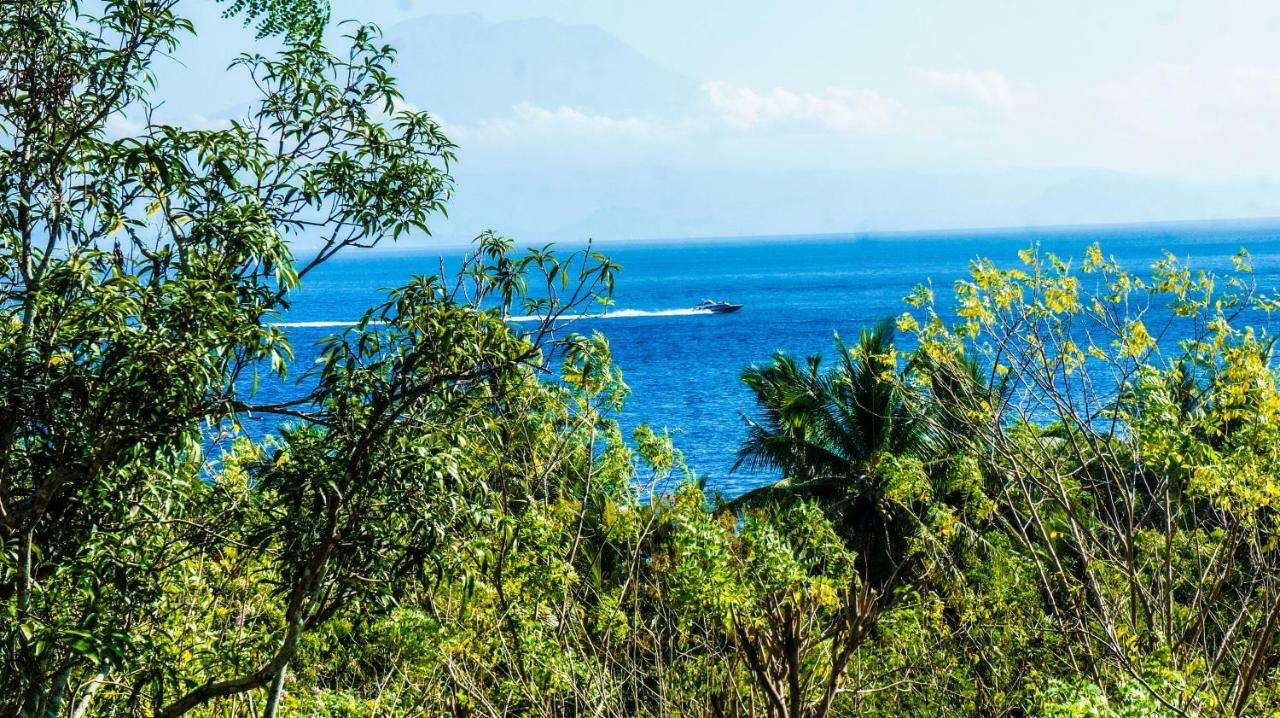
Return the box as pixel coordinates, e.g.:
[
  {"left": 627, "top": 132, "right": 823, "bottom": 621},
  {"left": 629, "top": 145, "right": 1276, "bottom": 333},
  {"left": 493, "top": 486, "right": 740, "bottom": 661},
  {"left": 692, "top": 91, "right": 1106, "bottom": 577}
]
[{"left": 146, "top": 1, "right": 1280, "bottom": 243}]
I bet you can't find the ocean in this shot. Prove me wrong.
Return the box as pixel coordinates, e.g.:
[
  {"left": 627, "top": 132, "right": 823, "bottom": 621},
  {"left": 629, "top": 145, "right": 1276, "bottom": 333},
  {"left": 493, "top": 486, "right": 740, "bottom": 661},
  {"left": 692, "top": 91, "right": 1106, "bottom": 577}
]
[{"left": 254, "top": 220, "right": 1280, "bottom": 497}]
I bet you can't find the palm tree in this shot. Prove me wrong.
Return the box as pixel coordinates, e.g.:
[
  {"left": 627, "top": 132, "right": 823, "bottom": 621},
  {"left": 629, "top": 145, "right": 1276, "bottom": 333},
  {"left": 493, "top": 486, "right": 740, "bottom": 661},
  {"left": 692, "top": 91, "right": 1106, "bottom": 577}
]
[
  {"left": 731, "top": 318, "right": 924, "bottom": 509},
  {"left": 729, "top": 318, "right": 932, "bottom": 612}
]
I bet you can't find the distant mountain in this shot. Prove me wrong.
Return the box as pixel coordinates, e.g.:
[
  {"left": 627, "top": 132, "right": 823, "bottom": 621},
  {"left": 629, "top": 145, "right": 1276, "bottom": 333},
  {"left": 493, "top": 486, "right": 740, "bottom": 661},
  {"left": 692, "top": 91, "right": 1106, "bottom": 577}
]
[
  {"left": 384, "top": 13, "right": 701, "bottom": 123},
  {"left": 364, "top": 14, "right": 1280, "bottom": 246},
  {"left": 434, "top": 166, "right": 1280, "bottom": 245}
]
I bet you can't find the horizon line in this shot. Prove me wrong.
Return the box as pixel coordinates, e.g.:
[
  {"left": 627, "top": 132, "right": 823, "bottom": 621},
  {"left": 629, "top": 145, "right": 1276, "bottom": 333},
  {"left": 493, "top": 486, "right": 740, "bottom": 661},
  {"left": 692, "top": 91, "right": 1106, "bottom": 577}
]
[
  {"left": 607, "top": 214, "right": 1280, "bottom": 246},
  {"left": 289, "top": 214, "right": 1280, "bottom": 254}
]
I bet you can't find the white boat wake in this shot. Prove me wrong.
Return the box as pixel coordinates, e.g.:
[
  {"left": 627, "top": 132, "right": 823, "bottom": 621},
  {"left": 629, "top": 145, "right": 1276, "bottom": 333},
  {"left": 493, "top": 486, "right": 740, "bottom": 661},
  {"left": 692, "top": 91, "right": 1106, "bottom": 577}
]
[
  {"left": 275, "top": 308, "right": 716, "bottom": 328},
  {"left": 274, "top": 320, "right": 387, "bottom": 328},
  {"left": 508, "top": 308, "right": 713, "bottom": 322}
]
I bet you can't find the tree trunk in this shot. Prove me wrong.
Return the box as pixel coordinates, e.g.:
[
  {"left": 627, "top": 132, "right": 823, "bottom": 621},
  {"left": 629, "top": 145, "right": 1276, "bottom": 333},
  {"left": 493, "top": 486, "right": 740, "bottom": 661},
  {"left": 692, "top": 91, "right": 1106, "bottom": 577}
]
[{"left": 263, "top": 662, "right": 288, "bottom": 718}]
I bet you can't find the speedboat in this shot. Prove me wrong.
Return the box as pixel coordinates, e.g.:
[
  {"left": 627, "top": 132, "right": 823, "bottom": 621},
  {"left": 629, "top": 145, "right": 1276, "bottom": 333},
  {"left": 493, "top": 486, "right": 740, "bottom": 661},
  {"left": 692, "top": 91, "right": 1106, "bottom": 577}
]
[{"left": 693, "top": 299, "right": 742, "bottom": 314}]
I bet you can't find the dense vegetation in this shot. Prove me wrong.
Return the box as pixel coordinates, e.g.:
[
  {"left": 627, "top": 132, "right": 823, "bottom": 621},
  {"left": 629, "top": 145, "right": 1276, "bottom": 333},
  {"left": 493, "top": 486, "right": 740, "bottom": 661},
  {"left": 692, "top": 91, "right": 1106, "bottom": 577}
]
[{"left": 7, "top": 2, "right": 1280, "bottom": 716}]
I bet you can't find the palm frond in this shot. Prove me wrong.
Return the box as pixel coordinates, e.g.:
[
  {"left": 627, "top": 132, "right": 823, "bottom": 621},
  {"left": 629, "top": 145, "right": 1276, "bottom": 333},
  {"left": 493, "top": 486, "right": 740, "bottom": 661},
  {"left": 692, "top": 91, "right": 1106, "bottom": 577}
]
[{"left": 732, "top": 317, "right": 926, "bottom": 508}]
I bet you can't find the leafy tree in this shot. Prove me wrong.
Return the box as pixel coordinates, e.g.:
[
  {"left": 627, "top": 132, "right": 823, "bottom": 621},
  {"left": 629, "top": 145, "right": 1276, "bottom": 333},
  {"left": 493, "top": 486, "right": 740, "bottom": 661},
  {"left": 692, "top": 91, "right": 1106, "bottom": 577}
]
[
  {"left": 12, "top": 2, "right": 1280, "bottom": 716},
  {"left": 666, "top": 491, "right": 876, "bottom": 718},
  {"left": 734, "top": 318, "right": 925, "bottom": 502},
  {"left": 900, "top": 243, "right": 1280, "bottom": 715},
  {"left": 154, "top": 236, "right": 616, "bottom": 716},
  {"left": 0, "top": 1, "right": 460, "bottom": 713},
  {"left": 731, "top": 319, "right": 933, "bottom": 608},
  {"left": 216, "top": 0, "right": 330, "bottom": 39}
]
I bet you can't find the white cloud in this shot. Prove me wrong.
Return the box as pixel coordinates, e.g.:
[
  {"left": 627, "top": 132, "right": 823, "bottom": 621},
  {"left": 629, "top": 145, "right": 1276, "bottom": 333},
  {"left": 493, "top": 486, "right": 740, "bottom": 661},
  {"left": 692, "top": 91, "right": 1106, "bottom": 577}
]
[
  {"left": 425, "top": 65, "right": 1280, "bottom": 182},
  {"left": 184, "top": 113, "right": 233, "bottom": 131},
  {"left": 453, "top": 103, "right": 667, "bottom": 143},
  {"left": 370, "top": 96, "right": 421, "bottom": 124},
  {"left": 1067, "top": 63, "right": 1280, "bottom": 176},
  {"left": 441, "top": 103, "right": 694, "bottom": 169},
  {"left": 913, "top": 68, "right": 1017, "bottom": 113},
  {"left": 104, "top": 114, "right": 144, "bottom": 138},
  {"left": 702, "top": 81, "right": 904, "bottom": 132},
  {"left": 105, "top": 112, "right": 235, "bottom": 138}
]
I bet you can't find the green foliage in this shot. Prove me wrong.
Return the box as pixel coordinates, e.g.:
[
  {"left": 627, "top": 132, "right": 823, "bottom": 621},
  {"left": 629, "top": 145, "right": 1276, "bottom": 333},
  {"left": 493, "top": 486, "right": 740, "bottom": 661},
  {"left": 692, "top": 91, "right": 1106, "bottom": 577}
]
[
  {"left": 218, "top": 0, "right": 330, "bottom": 40},
  {"left": 734, "top": 318, "right": 923, "bottom": 489},
  {"left": 1034, "top": 678, "right": 1178, "bottom": 718},
  {"left": 12, "top": 1, "right": 1280, "bottom": 716}
]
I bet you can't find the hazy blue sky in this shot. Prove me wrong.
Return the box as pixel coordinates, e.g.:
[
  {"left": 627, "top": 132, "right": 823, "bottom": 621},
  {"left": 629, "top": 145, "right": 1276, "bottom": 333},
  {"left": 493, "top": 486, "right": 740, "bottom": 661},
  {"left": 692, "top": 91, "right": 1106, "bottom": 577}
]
[{"left": 146, "top": 1, "right": 1280, "bottom": 242}]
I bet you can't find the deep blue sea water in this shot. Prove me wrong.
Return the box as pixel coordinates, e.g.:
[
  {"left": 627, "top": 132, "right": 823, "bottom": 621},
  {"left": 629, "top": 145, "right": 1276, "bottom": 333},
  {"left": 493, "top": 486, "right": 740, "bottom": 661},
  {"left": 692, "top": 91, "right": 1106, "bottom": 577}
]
[{"left": 250, "top": 220, "right": 1280, "bottom": 497}]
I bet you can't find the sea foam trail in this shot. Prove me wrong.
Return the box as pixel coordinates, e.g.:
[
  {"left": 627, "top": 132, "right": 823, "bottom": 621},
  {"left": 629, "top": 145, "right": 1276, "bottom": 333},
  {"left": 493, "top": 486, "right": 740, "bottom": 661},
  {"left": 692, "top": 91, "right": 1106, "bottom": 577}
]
[
  {"left": 509, "top": 308, "right": 711, "bottom": 322},
  {"left": 275, "top": 308, "right": 714, "bottom": 328}
]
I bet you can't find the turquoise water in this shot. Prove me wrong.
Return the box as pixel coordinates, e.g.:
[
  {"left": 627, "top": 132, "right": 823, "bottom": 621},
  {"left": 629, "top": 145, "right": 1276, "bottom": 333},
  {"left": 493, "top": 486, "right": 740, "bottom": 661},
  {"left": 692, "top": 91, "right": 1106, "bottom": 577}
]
[{"left": 256, "top": 220, "right": 1280, "bottom": 496}]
